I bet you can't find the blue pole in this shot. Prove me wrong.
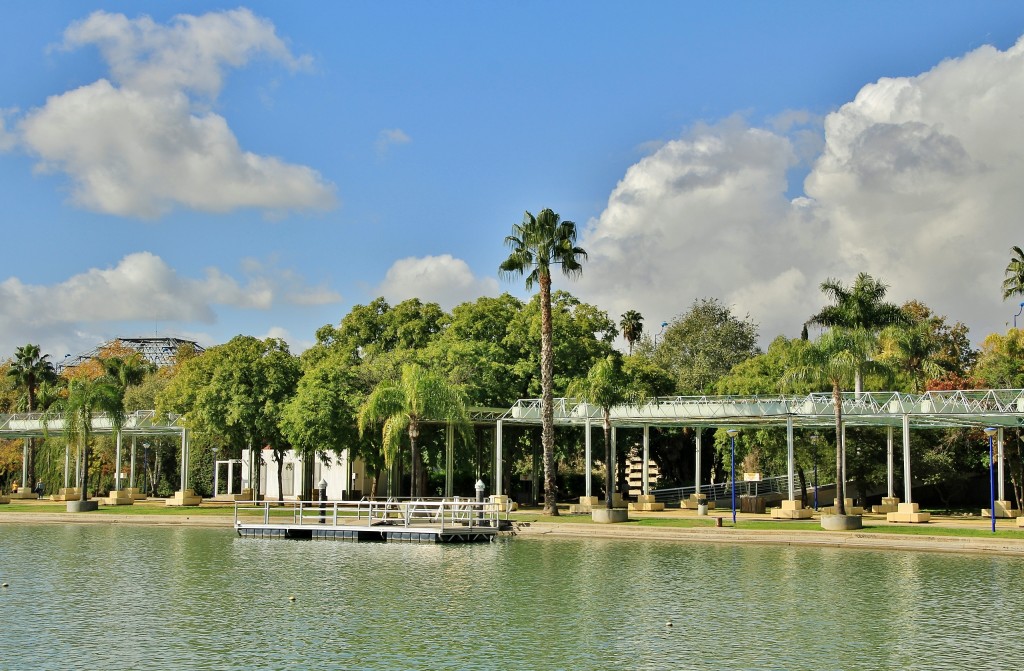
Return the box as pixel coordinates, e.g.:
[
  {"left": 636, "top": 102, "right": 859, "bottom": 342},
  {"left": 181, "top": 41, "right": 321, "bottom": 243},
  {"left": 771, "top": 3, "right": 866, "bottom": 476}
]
[
  {"left": 730, "top": 435, "right": 737, "bottom": 524},
  {"left": 989, "top": 433, "right": 996, "bottom": 533}
]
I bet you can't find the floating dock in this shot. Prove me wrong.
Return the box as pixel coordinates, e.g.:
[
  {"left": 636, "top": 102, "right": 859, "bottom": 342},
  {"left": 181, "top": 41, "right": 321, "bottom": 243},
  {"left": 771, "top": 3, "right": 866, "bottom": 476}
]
[{"left": 234, "top": 498, "right": 505, "bottom": 543}]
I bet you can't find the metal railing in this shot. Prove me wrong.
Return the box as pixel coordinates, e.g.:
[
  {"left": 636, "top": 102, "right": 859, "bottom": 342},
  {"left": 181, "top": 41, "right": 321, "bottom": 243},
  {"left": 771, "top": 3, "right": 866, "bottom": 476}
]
[
  {"left": 233, "top": 496, "right": 503, "bottom": 531},
  {"left": 652, "top": 474, "right": 791, "bottom": 503}
]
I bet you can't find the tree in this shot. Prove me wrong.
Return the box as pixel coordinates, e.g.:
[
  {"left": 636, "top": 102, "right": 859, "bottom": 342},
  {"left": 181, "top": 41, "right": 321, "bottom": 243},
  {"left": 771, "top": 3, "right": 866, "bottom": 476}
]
[
  {"left": 878, "top": 322, "right": 945, "bottom": 393},
  {"left": 7, "top": 343, "right": 58, "bottom": 488},
  {"left": 567, "top": 356, "right": 633, "bottom": 510},
  {"left": 808, "top": 273, "right": 909, "bottom": 394},
  {"left": 620, "top": 310, "right": 644, "bottom": 355},
  {"left": 1002, "top": 245, "right": 1024, "bottom": 300},
  {"left": 656, "top": 298, "right": 760, "bottom": 395},
  {"left": 358, "top": 362, "right": 470, "bottom": 498},
  {"left": 499, "top": 208, "right": 587, "bottom": 515},
  {"left": 49, "top": 376, "right": 125, "bottom": 503},
  {"left": 786, "top": 328, "right": 884, "bottom": 517}
]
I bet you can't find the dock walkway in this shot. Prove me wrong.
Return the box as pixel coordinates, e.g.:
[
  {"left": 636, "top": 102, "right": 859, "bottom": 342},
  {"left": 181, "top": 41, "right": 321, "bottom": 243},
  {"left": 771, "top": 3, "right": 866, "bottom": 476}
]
[{"left": 234, "top": 497, "right": 504, "bottom": 543}]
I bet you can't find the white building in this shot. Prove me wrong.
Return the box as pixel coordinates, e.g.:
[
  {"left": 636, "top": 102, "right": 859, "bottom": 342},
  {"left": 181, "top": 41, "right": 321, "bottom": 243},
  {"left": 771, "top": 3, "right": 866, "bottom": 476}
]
[{"left": 239, "top": 448, "right": 371, "bottom": 500}]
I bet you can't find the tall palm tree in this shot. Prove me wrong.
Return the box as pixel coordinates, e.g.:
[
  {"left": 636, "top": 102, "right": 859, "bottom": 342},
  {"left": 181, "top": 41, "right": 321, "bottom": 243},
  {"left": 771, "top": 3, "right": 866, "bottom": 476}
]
[
  {"left": 7, "top": 343, "right": 58, "bottom": 488},
  {"left": 879, "top": 322, "right": 945, "bottom": 392},
  {"left": 786, "top": 329, "right": 882, "bottom": 516},
  {"left": 808, "top": 273, "right": 908, "bottom": 394},
  {"left": 619, "top": 310, "right": 644, "bottom": 355},
  {"left": 1002, "top": 245, "right": 1024, "bottom": 300},
  {"left": 358, "top": 363, "right": 469, "bottom": 498},
  {"left": 51, "top": 376, "right": 125, "bottom": 504},
  {"left": 499, "top": 208, "right": 587, "bottom": 515},
  {"left": 567, "top": 356, "right": 633, "bottom": 510}
]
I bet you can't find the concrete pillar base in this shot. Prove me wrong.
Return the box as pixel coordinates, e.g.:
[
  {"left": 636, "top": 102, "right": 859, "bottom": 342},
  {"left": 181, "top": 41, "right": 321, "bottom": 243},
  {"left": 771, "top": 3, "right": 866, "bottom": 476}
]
[
  {"left": 103, "top": 490, "right": 135, "bottom": 506},
  {"left": 0, "top": 495, "right": 9, "bottom": 504},
  {"left": 488, "top": 494, "right": 515, "bottom": 512},
  {"left": 820, "top": 498, "right": 864, "bottom": 515},
  {"left": 681, "top": 494, "right": 715, "bottom": 510},
  {"left": 982, "top": 501, "right": 1020, "bottom": 518},
  {"left": 628, "top": 494, "right": 664, "bottom": 512},
  {"left": 7, "top": 491, "right": 39, "bottom": 500},
  {"left": 124, "top": 487, "right": 147, "bottom": 501},
  {"left": 820, "top": 514, "right": 863, "bottom": 531},
  {"left": 771, "top": 499, "right": 814, "bottom": 519},
  {"left": 887, "top": 502, "right": 931, "bottom": 523},
  {"left": 872, "top": 496, "right": 900, "bottom": 513},
  {"left": 166, "top": 489, "right": 202, "bottom": 507},
  {"left": 592, "top": 508, "right": 628, "bottom": 523},
  {"left": 67, "top": 500, "right": 99, "bottom": 513}
]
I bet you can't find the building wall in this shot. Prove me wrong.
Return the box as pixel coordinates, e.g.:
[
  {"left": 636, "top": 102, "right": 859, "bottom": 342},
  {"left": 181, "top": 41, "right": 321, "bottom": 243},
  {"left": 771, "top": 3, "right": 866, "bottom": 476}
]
[{"left": 240, "top": 448, "right": 370, "bottom": 500}]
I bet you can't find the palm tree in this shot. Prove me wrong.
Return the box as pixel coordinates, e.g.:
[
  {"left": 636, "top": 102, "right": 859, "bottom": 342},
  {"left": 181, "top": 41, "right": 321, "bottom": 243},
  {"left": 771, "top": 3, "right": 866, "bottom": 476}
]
[
  {"left": 51, "top": 376, "right": 125, "bottom": 505},
  {"left": 499, "top": 208, "right": 587, "bottom": 515},
  {"left": 7, "top": 343, "right": 58, "bottom": 488},
  {"left": 1002, "top": 245, "right": 1024, "bottom": 300},
  {"left": 358, "top": 363, "right": 469, "bottom": 498},
  {"left": 786, "top": 329, "right": 882, "bottom": 516},
  {"left": 567, "top": 356, "right": 633, "bottom": 510},
  {"left": 619, "top": 310, "right": 644, "bottom": 355},
  {"left": 879, "top": 322, "right": 945, "bottom": 392},
  {"left": 808, "top": 273, "right": 908, "bottom": 394}
]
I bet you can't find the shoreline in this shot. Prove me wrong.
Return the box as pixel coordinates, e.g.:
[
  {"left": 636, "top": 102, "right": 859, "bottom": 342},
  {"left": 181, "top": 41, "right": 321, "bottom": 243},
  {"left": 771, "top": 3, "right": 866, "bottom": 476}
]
[{"left": 3, "top": 508, "right": 1024, "bottom": 555}]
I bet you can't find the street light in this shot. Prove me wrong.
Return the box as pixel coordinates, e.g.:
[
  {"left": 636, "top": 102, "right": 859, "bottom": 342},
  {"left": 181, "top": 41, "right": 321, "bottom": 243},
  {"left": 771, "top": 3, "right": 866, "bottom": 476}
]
[
  {"left": 1015, "top": 302, "right": 1024, "bottom": 329},
  {"left": 727, "top": 429, "right": 739, "bottom": 524},
  {"left": 653, "top": 322, "right": 669, "bottom": 346},
  {"left": 984, "top": 427, "right": 997, "bottom": 533},
  {"left": 810, "top": 431, "right": 820, "bottom": 510}
]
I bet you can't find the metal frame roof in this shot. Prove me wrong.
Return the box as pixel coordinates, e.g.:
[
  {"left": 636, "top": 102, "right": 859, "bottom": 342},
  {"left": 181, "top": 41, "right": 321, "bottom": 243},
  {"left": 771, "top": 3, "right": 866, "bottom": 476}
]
[
  {"left": 0, "top": 410, "right": 185, "bottom": 439},
  {"left": 501, "top": 389, "right": 1024, "bottom": 431}
]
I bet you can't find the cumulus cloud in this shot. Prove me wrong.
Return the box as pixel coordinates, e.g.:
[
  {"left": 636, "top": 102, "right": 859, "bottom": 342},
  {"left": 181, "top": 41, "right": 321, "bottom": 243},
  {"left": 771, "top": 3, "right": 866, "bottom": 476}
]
[
  {"left": 376, "top": 255, "right": 499, "bottom": 309},
  {"left": 574, "top": 36, "right": 1024, "bottom": 348},
  {"left": 0, "top": 112, "right": 15, "bottom": 152},
  {"left": 0, "top": 252, "right": 339, "bottom": 356},
  {"left": 376, "top": 128, "right": 411, "bottom": 157},
  {"left": 14, "top": 8, "right": 334, "bottom": 218}
]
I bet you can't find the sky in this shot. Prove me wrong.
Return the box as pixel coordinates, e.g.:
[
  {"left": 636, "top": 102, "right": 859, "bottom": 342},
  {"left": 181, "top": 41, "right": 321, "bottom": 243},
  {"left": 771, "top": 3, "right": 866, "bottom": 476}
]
[{"left": 4, "top": 1, "right": 1024, "bottom": 362}]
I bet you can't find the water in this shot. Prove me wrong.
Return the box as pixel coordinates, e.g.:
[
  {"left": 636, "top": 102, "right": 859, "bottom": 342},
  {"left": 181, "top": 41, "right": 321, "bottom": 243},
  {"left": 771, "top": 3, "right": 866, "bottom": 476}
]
[{"left": 1, "top": 524, "right": 1022, "bottom": 670}]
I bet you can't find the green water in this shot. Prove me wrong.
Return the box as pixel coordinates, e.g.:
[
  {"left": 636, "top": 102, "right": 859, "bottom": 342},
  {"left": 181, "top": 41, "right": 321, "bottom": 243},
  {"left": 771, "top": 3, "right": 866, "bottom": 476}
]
[{"left": 0, "top": 524, "right": 1021, "bottom": 670}]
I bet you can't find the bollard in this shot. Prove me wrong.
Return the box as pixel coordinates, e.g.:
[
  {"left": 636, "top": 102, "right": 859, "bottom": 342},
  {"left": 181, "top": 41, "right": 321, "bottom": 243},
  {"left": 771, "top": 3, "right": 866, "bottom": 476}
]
[
  {"left": 318, "top": 478, "right": 328, "bottom": 524},
  {"left": 475, "top": 479, "right": 485, "bottom": 525},
  {"left": 715, "top": 516, "right": 723, "bottom": 528}
]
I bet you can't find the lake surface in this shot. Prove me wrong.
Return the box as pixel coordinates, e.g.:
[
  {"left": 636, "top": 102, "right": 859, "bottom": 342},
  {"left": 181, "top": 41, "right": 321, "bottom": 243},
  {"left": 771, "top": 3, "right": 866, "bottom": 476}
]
[{"left": 1, "top": 524, "right": 1022, "bottom": 670}]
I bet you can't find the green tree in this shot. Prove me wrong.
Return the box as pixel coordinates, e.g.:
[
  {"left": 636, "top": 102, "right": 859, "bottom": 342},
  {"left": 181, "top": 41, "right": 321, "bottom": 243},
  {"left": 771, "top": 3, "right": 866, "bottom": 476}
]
[
  {"left": 786, "top": 329, "right": 883, "bottom": 516},
  {"left": 7, "top": 343, "right": 58, "bottom": 488},
  {"left": 1002, "top": 245, "right": 1024, "bottom": 300},
  {"left": 619, "top": 310, "right": 644, "bottom": 355},
  {"left": 358, "top": 362, "right": 470, "bottom": 498},
  {"left": 808, "top": 273, "right": 909, "bottom": 394},
  {"left": 656, "top": 298, "right": 760, "bottom": 394},
  {"left": 567, "top": 356, "right": 632, "bottom": 510},
  {"left": 878, "top": 321, "right": 945, "bottom": 393},
  {"left": 499, "top": 208, "right": 587, "bottom": 515},
  {"left": 48, "top": 375, "right": 125, "bottom": 503}
]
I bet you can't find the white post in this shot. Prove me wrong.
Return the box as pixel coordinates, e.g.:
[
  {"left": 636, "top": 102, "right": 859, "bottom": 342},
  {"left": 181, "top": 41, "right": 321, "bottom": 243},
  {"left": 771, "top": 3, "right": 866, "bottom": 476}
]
[
  {"left": 114, "top": 430, "right": 122, "bottom": 491},
  {"left": 180, "top": 429, "right": 188, "bottom": 492},
  {"left": 611, "top": 426, "right": 618, "bottom": 496},
  {"left": 228, "top": 459, "right": 235, "bottom": 495},
  {"left": 214, "top": 460, "right": 220, "bottom": 498},
  {"left": 902, "top": 414, "right": 912, "bottom": 504},
  {"left": 841, "top": 423, "right": 847, "bottom": 488},
  {"left": 998, "top": 428, "right": 1006, "bottom": 501},
  {"left": 786, "top": 416, "right": 795, "bottom": 501},
  {"left": 342, "top": 448, "right": 351, "bottom": 499},
  {"left": 886, "top": 426, "right": 895, "bottom": 499},
  {"left": 22, "top": 438, "right": 28, "bottom": 488},
  {"left": 130, "top": 435, "right": 137, "bottom": 489},
  {"left": 695, "top": 429, "right": 702, "bottom": 494},
  {"left": 64, "top": 443, "right": 70, "bottom": 489},
  {"left": 584, "top": 417, "right": 592, "bottom": 498},
  {"left": 445, "top": 422, "right": 454, "bottom": 498},
  {"left": 495, "top": 420, "right": 503, "bottom": 497},
  {"left": 642, "top": 424, "right": 650, "bottom": 496}
]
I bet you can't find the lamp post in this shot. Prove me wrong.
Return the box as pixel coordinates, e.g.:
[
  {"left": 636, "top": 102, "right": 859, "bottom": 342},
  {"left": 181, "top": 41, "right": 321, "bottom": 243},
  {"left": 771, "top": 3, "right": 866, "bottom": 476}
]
[
  {"left": 1015, "top": 302, "right": 1024, "bottom": 329},
  {"left": 653, "top": 322, "right": 669, "bottom": 346},
  {"left": 727, "top": 429, "right": 739, "bottom": 524},
  {"left": 985, "top": 427, "right": 997, "bottom": 533},
  {"left": 810, "top": 431, "right": 820, "bottom": 510}
]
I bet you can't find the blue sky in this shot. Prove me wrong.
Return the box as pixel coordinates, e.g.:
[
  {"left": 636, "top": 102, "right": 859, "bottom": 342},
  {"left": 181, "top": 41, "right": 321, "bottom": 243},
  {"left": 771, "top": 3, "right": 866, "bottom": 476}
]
[{"left": 4, "top": 2, "right": 1024, "bottom": 360}]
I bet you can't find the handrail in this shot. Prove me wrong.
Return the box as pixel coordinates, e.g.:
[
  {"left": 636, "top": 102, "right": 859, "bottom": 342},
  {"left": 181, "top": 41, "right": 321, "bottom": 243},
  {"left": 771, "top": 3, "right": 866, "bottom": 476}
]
[{"left": 233, "top": 497, "right": 502, "bottom": 530}]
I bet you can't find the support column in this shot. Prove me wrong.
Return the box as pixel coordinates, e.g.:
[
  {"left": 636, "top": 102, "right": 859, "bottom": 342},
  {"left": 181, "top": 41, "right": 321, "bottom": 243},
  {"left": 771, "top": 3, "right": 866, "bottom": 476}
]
[
  {"left": 902, "top": 414, "right": 911, "bottom": 504},
  {"left": 584, "top": 418, "right": 592, "bottom": 498},
  {"left": 114, "top": 431, "right": 123, "bottom": 490},
  {"left": 64, "top": 443, "right": 70, "bottom": 489},
  {"left": 642, "top": 424, "right": 650, "bottom": 495},
  {"left": 494, "top": 420, "right": 503, "bottom": 498},
  {"left": 998, "top": 428, "right": 1006, "bottom": 502},
  {"left": 130, "top": 436, "right": 137, "bottom": 489},
  {"left": 887, "top": 426, "right": 895, "bottom": 499},
  {"left": 695, "top": 429, "right": 702, "bottom": 494},
  {"left": 786, "top": 416, "right": 795, "bottom": 501},
  {"left": 611, "top": 426, "right": 618, "bottom": 502},
  {"left": 445, "top": 422, "right": 454, "bottom": 498},
  {"left": 841, "top": 423, "right": 847, "bottom": 488},
  {"left": 21, "top": 438, "right": 28, "bottom": 488},
  {"left": 167, "top": 428, "right": 199, "bottom": 507}
]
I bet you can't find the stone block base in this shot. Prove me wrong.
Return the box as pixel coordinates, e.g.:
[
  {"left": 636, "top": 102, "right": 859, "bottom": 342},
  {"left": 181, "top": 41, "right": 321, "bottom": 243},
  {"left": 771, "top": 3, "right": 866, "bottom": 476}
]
[
  {"left": 771, "top": 499, "right": 814, "bottom": 519},
  {"left": 887, "top": 502, "right": 931, "bottom": 523},
  {"left": 166, "top": 489, "right": 202, "bottom": 507},
  {"left": 872, "top": 497, "right": 900, "bottom": 514},
  {"left": 628, "top": 494, "right": 665, "bottom": 512},
  {"left": 982, "top": 501, "right": 1020, "bottom": 518},
  {"left": 7, "top": 491, "right": 39, "bottom": 500},
  {"left": 211, "top": 493, "right": 250, "bottom": 502},
  {"left": 681, "top": 494, "right": 715, "bottom": 510},
  {"left": 0, "top": 495, "right": 9, "bottom": 504},
  {"left": 50, "top": 487, "right": 81, "bottom": 502},
  {"left": 103, "top": 490, "right": 135, "bottom": 506},
  {"left": 125, "top": 487, "right": 147, "bottom": 501},
  {"left": 488, "top": 494, "right": 516, "bottom": 513},
  {"left": 592, "top": 508, "right": 628, "bottom": 523},
  {"left": 820, "top": 498, "right": 864, "bottom": 515}
]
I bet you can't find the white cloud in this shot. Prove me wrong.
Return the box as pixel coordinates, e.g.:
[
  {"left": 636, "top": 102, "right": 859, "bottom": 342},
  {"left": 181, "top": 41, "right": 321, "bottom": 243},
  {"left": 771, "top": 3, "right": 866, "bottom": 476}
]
[
  {"left": 0, "top": 111, "right": 15, "bottom": 152},
  {"left": 0, "top": 252, "right": 339, "bottom": 357},
  {"left": 575, "top": 36, "right": 1024, "bottom": 347},
  {"left": 376, "top": 255, "right": 499, "bottom": 309},
  {"left": 376, "top": 128, "right": 412, "bottom": 157},
  {"left": 13, "top": 9, "right": 334, "bottom": 218}
]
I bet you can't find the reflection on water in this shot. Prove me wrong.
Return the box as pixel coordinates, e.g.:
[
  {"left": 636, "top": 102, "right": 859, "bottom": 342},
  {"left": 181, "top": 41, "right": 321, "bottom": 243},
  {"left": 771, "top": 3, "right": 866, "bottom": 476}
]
[{"left": 1, "top": 525, "right": 1022, "bottom": 670}]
